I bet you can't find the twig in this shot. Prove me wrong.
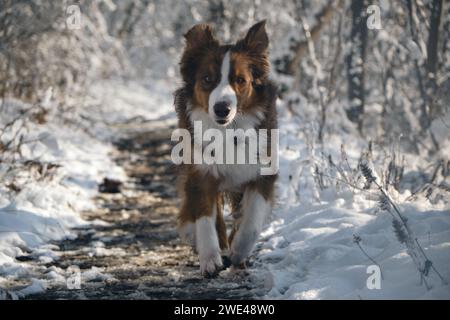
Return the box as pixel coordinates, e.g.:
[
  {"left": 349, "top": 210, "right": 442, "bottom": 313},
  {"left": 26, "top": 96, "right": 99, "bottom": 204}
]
[
  {"left": 314, "top": 172, "right": 365, "bottom": 192},
  {"left": 415, "top": 238, "right": 448, "bottom": 285},
  {"left": 353, "top": 235, "right": 384, "bottom": 280},
  {"left": 360, "top": 161, "right": 447, "bottom": 289}
]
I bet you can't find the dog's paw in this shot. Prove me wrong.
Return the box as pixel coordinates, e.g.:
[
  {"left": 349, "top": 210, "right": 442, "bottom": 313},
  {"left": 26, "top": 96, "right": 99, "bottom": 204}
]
[
  {"left": 229, "top": 250, "right": 245, "bottom": 267},
  {"left": 230, "top": 228, "right": 258, "bottom": 266},
  {"left": 199, "top": 249, "right": 223, "bottom": 278}
]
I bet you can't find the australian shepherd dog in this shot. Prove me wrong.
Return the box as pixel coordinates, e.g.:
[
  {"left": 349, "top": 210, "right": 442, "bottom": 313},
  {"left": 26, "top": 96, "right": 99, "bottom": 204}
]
[{"left": 173, "top": 21, "right": 278, "bottom": 277}]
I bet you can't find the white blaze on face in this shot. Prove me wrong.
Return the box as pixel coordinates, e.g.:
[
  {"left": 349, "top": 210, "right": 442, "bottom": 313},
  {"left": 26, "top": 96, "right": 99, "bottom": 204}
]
[{"left": 208, "top": 51, "right": 237, "bottom": 123}]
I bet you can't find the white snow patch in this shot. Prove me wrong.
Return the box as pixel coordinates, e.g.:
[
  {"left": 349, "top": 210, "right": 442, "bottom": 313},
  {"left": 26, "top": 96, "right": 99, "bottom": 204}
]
[{"left": 254, "top": 101, "right": 450, "bottom": 300}]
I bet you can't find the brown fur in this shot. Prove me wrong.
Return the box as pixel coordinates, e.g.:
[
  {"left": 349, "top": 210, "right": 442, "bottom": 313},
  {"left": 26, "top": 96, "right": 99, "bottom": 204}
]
[{"left": 174, "top": 21, "right": 278, "bottom": 273}]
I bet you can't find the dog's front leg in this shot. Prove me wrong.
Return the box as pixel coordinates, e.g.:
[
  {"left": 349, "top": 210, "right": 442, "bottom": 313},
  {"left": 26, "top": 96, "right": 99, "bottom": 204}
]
[
  {"left": 229, "top": 188, "right": 271, "bottom": 267},
  {"left": 179, "top": 173, "right": 222, "bottom": 277},
  {"left": 195, "top": 201, "right": 223, "bottom": 277}
]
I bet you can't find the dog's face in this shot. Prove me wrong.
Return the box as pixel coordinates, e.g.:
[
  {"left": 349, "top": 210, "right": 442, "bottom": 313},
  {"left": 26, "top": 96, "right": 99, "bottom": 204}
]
[{"left": 180, "top": 21, "right": 269, "bottom": 126}]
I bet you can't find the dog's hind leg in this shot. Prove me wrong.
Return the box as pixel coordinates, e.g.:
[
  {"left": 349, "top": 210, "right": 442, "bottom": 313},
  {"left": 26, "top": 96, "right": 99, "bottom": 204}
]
[
  {"left": 215, "top": 195, "right": 228, "bottom": 251},
  {"left": 215, "top": 195, "right": 233, "bottom": 268}
]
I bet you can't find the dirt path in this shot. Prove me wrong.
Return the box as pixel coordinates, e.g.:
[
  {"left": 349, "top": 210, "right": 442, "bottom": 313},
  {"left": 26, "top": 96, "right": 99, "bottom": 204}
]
[{"left": 21, "top": 125, "right": 266, "bottom": 299}]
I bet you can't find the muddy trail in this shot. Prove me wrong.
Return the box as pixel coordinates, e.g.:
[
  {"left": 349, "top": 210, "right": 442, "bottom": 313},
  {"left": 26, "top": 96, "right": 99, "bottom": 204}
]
[{"left": 20, "top": 125, "right": 266, "bottom": 299}]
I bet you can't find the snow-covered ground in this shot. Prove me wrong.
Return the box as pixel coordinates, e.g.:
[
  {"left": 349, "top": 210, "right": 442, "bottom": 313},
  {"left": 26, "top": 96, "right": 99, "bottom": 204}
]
[
  {"left": 0, "top": 79, "right": 174, "bottom": 296},
  {"left": 1, "top": 77, "right": 449, "bottom": 299},
  {"left": 256, "top": 101, "right": 450, "bottom": 299}
]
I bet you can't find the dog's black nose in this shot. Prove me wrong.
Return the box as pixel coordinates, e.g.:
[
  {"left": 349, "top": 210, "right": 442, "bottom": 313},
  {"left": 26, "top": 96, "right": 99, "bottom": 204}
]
[{"left": 213, "top": 101, "right": 231, "bottom": 118}]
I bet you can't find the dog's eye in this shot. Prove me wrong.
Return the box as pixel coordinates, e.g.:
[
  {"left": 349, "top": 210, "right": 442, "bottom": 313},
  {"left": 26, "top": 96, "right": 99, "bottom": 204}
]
[
  {"left": 236, "top": 77, "right": 246, "bottom": 85},
  {"left": 202, "top": 75, "right": 212, "bottom": 84}
]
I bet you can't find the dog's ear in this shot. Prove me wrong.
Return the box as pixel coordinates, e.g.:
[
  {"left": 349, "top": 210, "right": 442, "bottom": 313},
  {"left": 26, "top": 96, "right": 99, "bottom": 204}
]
[
  {"left": 184, "top": 24, "right": 218, "bottom": 51},
  {"left": 243, "top": 20, "right": 268, "bottom": 53},
  {"left": 180, "top": 24, "right": 218, "bottom": 87}
]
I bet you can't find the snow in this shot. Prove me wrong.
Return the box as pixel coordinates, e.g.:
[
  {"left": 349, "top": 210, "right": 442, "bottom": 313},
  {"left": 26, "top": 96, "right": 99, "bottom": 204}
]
[
  {"left": 0, "top": 79, "right": 174, "bottom": 296},
  {"left": 1, "top": 1, "right": 449, "bottom": 300},
  {"left": 254, "top": 104, "right": 450, "bottom": 299},
  {"left": 1, "top": 79, "right": 449, "bottom": 299},
  {"left": 84, "top": 80, "right": 175, "bottom": 126}
]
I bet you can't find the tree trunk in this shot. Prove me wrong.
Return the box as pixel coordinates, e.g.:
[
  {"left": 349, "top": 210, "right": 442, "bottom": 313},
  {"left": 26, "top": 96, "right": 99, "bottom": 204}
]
[
  {"left": 425, "top": 0, "right": 444, "bottom": 125},
  {"left": 346, "top": 0, "right": 367, "bottom": 133},
  {"left": 426, "top": 0, "right": 443, "bottom": 76}
]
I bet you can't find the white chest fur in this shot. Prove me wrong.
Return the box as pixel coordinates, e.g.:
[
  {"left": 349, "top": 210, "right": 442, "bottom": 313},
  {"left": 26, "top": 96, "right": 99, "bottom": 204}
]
[{"left": 189, "top": 108, "right": 265, "bottom": 191}]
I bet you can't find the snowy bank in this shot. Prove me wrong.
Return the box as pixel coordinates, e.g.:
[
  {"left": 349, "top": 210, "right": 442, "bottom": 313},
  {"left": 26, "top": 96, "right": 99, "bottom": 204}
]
[
  {"left": 0, "top": 98, "right": 126, "bottom": 294},
  {"left": 256, "top": 101, "right": 450, "bottom": 299}
]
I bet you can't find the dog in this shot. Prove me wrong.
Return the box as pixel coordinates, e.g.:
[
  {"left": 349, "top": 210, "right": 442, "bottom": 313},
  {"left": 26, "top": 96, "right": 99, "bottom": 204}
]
[{"left": 173, "top": 20, "right": 278, "bottom": 277}]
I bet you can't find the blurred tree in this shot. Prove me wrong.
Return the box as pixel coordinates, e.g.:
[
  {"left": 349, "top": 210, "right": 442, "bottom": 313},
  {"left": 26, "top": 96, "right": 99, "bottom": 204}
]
[
  {"left": 346, "top": 0, "right": 368, "bottom": 133},
  {"left": 426, "top": 0, "right": 443, "bottom": 76},
  {"left": 425, "top": 0, "right": 444, "bottom": 124}
]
